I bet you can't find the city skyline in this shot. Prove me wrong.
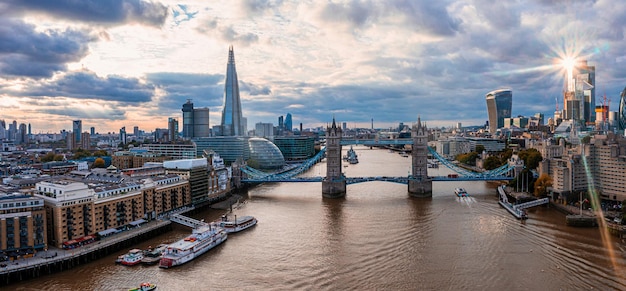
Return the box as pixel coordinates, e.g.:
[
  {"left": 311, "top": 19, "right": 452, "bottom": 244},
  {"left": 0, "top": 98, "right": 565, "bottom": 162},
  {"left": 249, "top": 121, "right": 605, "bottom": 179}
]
[{"left": 1, "top": 1, "right": 626, "bottom": 133}]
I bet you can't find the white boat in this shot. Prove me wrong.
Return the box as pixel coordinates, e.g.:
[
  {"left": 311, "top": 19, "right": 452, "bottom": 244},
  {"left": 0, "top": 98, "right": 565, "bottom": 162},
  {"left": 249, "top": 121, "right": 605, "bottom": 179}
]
[
  {"left": 219, "top": 215, "right": 257, "bottom": 233},
  {"left": 454, "top": 188, "right": 468, "bottom": 197},
  {"left": 159, "top": 225, "right": 227, "bottom": 268},
  {"left": 121, "top": 249, "right": 144, "bottom": 266}
]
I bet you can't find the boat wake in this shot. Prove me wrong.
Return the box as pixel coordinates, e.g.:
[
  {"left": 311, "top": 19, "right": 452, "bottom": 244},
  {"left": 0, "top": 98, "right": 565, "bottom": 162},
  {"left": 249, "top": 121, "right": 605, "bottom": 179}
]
[{"left": 457, "top": 196, "right": 477, "bottom": 206}]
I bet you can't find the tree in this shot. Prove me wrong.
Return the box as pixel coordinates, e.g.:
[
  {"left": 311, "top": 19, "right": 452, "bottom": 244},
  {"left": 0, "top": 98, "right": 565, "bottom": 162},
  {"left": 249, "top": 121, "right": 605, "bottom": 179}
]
[
  {"left": 534, "top": 173, "right": 552, "bottom": 197},
  {"left": 483, "top": 156, "right": 501, "bottom": 170},
  {"left": 41, "top": 152, "right": 56, "bottom": 162},
  {"left": 93, "top": 157, "right": 106, "bottom": 168},
  {"left": 518, "top": 148, "right": 543, "bottom": 170},
  {"left": 475, "top": 145, "right": 485, "bottom": 154},
  {"left": 93, "top": 150, "right": 109, "bottom": 157},
  {"left": 456, "top": 152, "right": 478, "bottom": 166},
  {"left": 72, "top": 148, "right": 91, "bottom": 160},
  {"left": 53, "top": 154, "right": 64, "bottom": 161}
]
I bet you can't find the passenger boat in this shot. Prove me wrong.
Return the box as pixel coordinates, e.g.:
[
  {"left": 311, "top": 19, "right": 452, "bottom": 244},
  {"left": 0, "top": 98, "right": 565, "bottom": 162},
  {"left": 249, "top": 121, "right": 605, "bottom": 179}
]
[
  {"left": 219, "top": 215, "right": 257, "bottom": 233},
  {"left": 129, "top": 282, "right": 157, "bottom": 291},
  {"left": 121, "top": 249, "right": 144, "bottom": 266},
  {"left": 141, "top": 244, "right": 168, "bottom": 265},
  {"left": 158, "top": 225, "right": 227, "bottom": 268},
  {"left": 454, "top": 188, "right": 468, "bottom": 197}
]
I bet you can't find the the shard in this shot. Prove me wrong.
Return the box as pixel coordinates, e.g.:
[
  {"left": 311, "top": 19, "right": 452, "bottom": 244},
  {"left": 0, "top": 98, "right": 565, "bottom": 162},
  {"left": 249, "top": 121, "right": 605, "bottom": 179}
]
[{"left": 220, "top": 46, "right": 244, "bottom": 136}]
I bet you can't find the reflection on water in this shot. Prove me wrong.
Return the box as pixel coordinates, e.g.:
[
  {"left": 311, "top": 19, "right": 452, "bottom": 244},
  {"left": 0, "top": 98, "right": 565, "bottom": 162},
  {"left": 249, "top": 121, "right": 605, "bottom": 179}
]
[{"left": 11, "top": 147, "right": 626, "bottom": 290}]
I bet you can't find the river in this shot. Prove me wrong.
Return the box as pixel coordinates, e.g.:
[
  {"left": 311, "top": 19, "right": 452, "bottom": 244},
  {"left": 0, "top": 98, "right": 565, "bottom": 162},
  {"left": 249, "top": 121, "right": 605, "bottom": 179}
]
[{"left": 11, "top": 146, "right": 626, "bottom": 290}]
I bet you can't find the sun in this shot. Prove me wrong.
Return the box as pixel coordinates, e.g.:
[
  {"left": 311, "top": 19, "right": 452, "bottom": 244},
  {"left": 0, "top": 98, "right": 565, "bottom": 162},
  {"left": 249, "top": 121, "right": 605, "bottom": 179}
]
[{"left": 560, "top": 55, "right": 578, "bottom": 92}]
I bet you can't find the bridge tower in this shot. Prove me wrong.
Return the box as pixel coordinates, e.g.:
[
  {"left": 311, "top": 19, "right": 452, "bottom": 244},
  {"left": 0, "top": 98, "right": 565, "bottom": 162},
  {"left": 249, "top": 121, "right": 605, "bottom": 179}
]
[
  {"left": 408, "top": 117, "right": 432, "bottom": 197},
  {"left": 322, "top": 118, "right": 346, "bottom": 198}
]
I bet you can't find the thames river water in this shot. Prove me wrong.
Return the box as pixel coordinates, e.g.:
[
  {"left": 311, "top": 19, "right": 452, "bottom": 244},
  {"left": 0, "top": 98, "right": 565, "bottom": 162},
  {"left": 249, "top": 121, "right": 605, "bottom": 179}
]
[{"left": 11, "top": 146, "right": 626, "bottom": 290}]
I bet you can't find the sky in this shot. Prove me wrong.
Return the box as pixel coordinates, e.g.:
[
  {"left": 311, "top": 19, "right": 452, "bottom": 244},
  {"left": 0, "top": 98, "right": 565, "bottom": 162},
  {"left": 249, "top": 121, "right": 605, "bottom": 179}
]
[{"left": 1, "top": 0, "right": 625, "bottom": 134}]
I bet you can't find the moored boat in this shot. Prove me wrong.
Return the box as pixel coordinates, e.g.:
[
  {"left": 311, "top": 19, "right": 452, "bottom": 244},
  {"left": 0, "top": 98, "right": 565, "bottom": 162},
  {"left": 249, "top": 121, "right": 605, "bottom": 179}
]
[
  {"left": 454, "top": 188, "right": 468, "bottom": 197},
  {"left": 121, "top": 249, "right": 144, "bottom": 266},
  {"left": 129, "top": 282, "right": 157, "bottom": 291},
  {"left": 219, "top": 215, "right": 257, "bottom": 233},
  {"left": 158, "top": 225, "right": 227, "bottom": 269},
  {"left": 141, "top": 244, "right": 168, "bottom": 265}
]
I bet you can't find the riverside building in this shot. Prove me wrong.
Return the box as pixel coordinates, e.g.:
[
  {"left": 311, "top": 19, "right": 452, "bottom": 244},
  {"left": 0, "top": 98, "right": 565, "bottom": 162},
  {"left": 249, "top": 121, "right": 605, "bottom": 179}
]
[
  {"left": 34, "top": 171, "right": 191, "bottom": 248},
  {"left": 0, "top": 193, "right": 46, "bottom": 254}
]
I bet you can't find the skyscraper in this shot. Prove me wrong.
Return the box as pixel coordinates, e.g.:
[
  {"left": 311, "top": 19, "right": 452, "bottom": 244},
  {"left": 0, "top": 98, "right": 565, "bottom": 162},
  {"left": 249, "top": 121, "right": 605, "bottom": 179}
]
[
  {"left": 73, "top": 120, "right": 82, "bottom": 144},
  {"left": 181, "top": 100, "right": 210, "bottom": 138},
  {"left": 168, "top": 117, "right": 179, "bottom": 141},
  {"left": 485, "top": 89, "right": 512, "bottom": 135},
  {"left": 563, "top": 60, "right": 595, "bottom": 125},
  {"left": 220, "top": 46, "right": 245, "bottom": 136},
  {"left": 285, "top": 113, "right": 293, "bottom": 132},
  {"left": 617, "top": 87, "right": 626, "bottom": 130}
]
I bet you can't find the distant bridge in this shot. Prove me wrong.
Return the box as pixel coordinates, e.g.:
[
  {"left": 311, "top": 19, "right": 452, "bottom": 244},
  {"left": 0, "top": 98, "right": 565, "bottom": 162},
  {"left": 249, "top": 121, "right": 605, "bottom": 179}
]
[{"left": 241, "top": 139, "right": 515, "bottom": 183}]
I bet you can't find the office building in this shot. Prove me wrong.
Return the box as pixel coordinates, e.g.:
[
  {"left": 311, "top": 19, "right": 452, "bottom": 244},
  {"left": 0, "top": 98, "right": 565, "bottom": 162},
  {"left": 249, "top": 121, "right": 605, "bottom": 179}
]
[
  {"left": 168, "top": 117, "right": 179, "bottom": 141},
  {"left": 255, "top": 122, "right": 274, "bottom": 138},
  {"left": 485, "top": 89, "right": 512, "bottom": 134},
  {"left": 220, "top": 46, "right": 245, "bottom": 136},
  {"left": 563, "top": 60, "right": 595, "bottom": 125},
  {"left": 181, "top": 100, "right": 210, "bottom": 139},
  {"left": 143, "top": 143, "right": 197, "bottom": 160},
  {"left": 119, "top": 127, "right": 127, "bottom": 145},
  {"left": 618, "top": 87, "right": 626, "bottom": 135},
  {"left": 72, "top": 120, "right": 82, "bottom": 145},
  {"left": 272, "top": 136, "right": 315, "bottom": 160},
  {"left": 285, "top": 113, "right": 293, "bottom": 132}
]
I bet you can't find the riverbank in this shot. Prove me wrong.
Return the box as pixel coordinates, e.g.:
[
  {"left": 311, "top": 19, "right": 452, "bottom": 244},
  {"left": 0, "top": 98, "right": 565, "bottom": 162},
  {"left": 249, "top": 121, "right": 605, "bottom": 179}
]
[
  {"left": 0, "top": 219, "right": 172, "bottom": 286},
  {"left": 0, "top": 189, "right": 237, "bottom": 287}
]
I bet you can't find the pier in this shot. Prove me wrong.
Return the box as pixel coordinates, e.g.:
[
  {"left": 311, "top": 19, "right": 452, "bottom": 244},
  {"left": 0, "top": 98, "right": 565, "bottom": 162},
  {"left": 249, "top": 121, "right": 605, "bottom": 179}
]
[{"left": 0, "top": 219, "right": 172, "bottom": 286}]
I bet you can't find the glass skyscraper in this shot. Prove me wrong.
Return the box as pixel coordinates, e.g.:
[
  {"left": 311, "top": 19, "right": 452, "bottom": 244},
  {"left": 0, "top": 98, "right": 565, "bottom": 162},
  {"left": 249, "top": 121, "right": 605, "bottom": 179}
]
[
  {"left": 617, "top": 88, "right": 626, "bottom": 130},
  {"left": 220, "top": 46, "right": 244, "bottom": 136},
  {"left": 485, "top": 89, "right": 512, "bottom": 134}
]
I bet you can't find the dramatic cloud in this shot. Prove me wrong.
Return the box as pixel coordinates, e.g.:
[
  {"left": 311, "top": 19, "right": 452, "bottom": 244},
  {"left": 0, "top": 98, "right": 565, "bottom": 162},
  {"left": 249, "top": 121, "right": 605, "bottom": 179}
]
[
  {"left": 7, "top": 0, "right": 169, "bottom": 27},
  {"left": 3, "top": 0, "right": 626, "bottom": 133},
  {"left": 5, "top": 70, "right": 156, "bottom": 103},
  {"left": 0, "top": 19, "right": 94, "bottom": 79}
]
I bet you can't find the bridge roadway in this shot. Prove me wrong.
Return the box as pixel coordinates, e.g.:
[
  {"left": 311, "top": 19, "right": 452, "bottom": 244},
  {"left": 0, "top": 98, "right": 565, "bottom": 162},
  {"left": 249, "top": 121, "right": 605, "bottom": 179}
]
[{"left": 242, "top": 175, "right": 513, "bottom": 184}]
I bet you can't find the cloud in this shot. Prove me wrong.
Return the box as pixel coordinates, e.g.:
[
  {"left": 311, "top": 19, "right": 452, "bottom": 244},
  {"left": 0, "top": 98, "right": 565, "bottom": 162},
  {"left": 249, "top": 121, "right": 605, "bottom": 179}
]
[
  {"left": 146, "top": 72, "right": 225, "bottom": 111},
  {"left": 240, "top": 80, "right": 272, "bottom": 96},
  {"left": 0, "top": 19, "right": 94, "bottom": 79},
  {"left": 5, "top": 70, "right": 156, "bottom": 103},
  {"left": 7, "top": 0, "right": 169, "bottom": 27}
]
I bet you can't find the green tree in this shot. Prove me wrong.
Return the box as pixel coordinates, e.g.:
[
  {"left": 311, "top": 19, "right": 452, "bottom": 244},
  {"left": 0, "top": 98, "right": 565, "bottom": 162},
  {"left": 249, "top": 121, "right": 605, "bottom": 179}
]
[
  {"left": 93, "top": 157, "right": 106, "bottom": 168},
  {"left": 40, "top": 152, "right": 56, "bottom": 162},
  {"left": 475, "top": 145, "right": 485, "bottom": 154},
  {"left": 534, "top": 173, "right": 552, "bottom": 197},
  {"left": 518, "top": 148, "right": 543, "bottom": 170},
  {"left": 53, "top": 154, "right": 64, "bottom": 161},
  {"left": 483, "top": 156, "right": 501, "bottom": 170},
  {"left": 72, "top": 148, "right": 92, "bottom": 160},
  {"left": 456, "top": 152, "right": 478, "bottom": 166},
  {"left": 93, "top": 150, "right": 109, "bottom": 157}
]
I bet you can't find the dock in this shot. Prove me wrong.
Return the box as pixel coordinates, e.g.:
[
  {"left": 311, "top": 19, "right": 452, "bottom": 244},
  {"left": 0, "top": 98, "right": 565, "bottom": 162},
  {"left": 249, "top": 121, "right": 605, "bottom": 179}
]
[
  {"left": 0, "top": 219, "right": 172, "bottom": 286},
  {"left": 497, "top": 186, "right": 549, "bottom": 220}
]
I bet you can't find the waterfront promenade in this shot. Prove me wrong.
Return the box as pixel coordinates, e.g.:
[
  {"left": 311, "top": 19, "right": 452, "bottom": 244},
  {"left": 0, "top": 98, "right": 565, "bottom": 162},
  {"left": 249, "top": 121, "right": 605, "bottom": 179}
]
[{"left": 0, "top": 219, "right": 171, "bottom": 284}]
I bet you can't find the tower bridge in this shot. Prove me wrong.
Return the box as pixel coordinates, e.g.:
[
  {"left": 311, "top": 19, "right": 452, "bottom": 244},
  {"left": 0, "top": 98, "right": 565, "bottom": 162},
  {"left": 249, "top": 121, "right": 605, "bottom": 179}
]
[{"left": 240, "top": 118, "right": 516, "bottom": 198}]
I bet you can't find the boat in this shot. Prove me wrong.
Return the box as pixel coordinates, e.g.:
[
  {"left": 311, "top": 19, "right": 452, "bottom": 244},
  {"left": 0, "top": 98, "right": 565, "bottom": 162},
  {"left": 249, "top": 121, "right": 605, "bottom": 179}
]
[
  {"left": 158, "top": 224, "right": 227, "bottom": 269},
  {"left": 454, "top": 188, "right": 468, "bottom": 197},
  {"left": 120, "top": 249, "right": 144, "bottom": 266},
  {"left": 346, "top": 146, "right": 359, "bottom": 164},
  {"left": 400, "top": 151, "right": 409, "bottom": 158},
  {"left": 219, "top": 215, "right": 257, "bottom": 233},
  {"left": 129, "top": 282, "right": 157, "bottom": 291},
  {"left": 141, "top": 244, "right": 168, "bottom": 265}
]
